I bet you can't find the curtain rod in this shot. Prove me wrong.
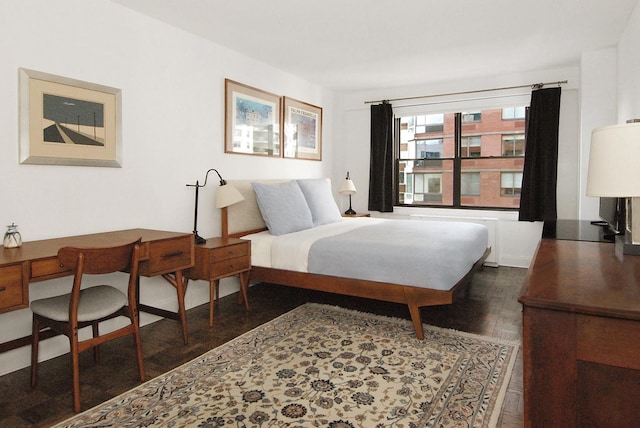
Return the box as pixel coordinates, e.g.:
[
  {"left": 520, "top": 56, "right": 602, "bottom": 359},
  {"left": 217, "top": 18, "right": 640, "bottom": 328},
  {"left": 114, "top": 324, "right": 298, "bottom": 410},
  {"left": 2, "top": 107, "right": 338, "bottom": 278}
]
[{"left": 364, "top": 80, "right": 568, "bottom": 105}]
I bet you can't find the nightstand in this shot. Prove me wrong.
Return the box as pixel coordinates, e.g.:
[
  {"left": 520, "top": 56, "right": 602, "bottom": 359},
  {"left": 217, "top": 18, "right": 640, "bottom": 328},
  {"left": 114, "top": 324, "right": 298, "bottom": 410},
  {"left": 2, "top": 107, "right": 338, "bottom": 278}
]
[
  {"left": 342, "top": 213, "right": 371, "bottom": 218},
  {"left": 189, "top": 237, "right": 251, "bottom": 327}
]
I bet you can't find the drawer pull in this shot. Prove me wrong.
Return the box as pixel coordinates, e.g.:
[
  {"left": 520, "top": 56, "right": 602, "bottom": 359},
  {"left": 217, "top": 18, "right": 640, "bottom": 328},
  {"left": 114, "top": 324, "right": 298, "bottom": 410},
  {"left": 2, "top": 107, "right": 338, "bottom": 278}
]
[
  {"left": 162, "top": 251, "right": 184, "bottom": 259},
  {"left": 0, "top": 286, "right": 5, "bottom": 292}
]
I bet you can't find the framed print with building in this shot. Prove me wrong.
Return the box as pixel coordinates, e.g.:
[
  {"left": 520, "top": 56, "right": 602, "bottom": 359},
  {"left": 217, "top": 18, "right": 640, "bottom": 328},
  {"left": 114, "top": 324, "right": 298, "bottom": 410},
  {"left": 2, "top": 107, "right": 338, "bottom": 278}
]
[
  {"left": 283, "top": 97, "right": 322, "bottom": 161},
  {"left": 19, "top": 68, "right": 122, "bottom": 167},
  {"left": 225, "top": 79, "right": 281, "bottom": 157}
]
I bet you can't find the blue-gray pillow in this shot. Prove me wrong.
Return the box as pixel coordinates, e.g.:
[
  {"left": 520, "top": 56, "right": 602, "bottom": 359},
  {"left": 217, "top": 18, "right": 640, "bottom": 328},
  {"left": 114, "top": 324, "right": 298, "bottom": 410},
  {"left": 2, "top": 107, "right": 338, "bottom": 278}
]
[
  {"left": 252, "top": 181, "right": 313, "bottom": 235},
  {"left": 296, "top": 178, "right": 343, "bottom": 226}
]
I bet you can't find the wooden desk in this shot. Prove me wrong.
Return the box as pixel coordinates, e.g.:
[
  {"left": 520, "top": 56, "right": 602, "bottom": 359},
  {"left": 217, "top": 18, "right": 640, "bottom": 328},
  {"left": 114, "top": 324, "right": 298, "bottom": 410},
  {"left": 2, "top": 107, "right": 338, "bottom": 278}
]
[
  {"left": 519, "top": 239, "right": 640, "bottom": 427},
  {"left": 0, "top": 229, "right": 194, "bottom": 349}
]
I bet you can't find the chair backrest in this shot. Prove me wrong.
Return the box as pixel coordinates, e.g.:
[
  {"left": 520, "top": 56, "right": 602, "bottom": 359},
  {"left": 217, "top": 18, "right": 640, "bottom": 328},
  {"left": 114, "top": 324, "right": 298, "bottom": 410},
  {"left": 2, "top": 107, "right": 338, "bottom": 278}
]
[{"left": 58, "top": 239, "right": 142, "bottom": 276}]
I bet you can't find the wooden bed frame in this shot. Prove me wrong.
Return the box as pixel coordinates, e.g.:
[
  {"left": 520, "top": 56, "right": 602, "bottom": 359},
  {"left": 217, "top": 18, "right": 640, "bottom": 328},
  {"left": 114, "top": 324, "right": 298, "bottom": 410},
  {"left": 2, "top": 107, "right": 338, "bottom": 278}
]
[{"left": 223, "top": 180, "right": 491, "bottom": 340}]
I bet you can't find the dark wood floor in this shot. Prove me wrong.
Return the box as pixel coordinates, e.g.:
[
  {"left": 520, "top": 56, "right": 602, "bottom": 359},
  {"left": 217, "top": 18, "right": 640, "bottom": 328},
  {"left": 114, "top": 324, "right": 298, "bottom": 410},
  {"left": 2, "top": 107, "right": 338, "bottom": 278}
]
[{"left": 0, "top": 266, "right": 526, "bottom": 427}]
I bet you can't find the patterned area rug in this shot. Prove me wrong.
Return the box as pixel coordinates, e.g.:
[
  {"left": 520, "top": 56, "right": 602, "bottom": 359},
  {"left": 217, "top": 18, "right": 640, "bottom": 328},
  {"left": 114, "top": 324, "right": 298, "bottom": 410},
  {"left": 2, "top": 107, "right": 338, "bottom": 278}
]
[{"left": 54, "top": 303, "right": 518, "bottom": 428}]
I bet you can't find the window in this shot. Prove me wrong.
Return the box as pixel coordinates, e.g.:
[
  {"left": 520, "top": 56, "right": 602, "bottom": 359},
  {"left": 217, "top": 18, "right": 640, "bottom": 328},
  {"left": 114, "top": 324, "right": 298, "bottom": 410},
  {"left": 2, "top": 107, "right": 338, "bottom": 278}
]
[
  {"left": 501, "top": 172, "right": 523, "bottom": 196},
  {"left": 502, "top": 106, "right": 526, "bottom": 120},
  {"left": 461, "top": 172, "right": 480, "bottom": 195},
  {"left": 502, "top": 134, "right": 525, "bottom": 156},
  {"left": 397, "top": 106, "right": 527, "bottom": 209},
  {"left": 461, "top": 136, "right": 482, "bottom": 157},
  {"left": 462, "top": 111, "right": 481, "bottom": 123}
]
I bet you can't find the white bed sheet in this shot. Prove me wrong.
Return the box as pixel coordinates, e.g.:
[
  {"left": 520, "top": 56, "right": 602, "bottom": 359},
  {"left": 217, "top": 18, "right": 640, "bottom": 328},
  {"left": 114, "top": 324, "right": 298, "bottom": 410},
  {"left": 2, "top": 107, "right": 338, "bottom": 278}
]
[{"left": 243, "top": 217, "right": 384, "bottom": 270}]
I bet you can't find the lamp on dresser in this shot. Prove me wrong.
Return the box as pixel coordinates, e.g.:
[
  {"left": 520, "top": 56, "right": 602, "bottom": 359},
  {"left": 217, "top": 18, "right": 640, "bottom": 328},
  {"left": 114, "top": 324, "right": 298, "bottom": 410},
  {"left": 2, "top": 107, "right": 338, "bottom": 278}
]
[
  {"left": 186, "top": 169, "right": 244, "bottom": 244},
  {"left": 587, "top": 120, "right": 640, "bottom": 254},
  {"left": 339, "top": 171, "right": 357, "bottom": 215}
]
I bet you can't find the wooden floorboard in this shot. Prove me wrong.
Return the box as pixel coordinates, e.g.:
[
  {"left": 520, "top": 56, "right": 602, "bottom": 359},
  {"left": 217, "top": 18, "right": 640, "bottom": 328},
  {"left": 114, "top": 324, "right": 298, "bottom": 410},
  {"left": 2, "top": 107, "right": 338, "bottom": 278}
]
[{"left": 0, "top": 266, "right": 526, "bottom": 427}]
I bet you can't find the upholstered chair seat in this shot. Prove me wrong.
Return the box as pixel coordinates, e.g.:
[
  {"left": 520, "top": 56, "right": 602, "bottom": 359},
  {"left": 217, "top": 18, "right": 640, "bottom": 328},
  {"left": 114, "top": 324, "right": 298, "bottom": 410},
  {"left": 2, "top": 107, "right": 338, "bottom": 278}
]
[{"left": 31, "top": 286, "right": 127, "bottom": 322}]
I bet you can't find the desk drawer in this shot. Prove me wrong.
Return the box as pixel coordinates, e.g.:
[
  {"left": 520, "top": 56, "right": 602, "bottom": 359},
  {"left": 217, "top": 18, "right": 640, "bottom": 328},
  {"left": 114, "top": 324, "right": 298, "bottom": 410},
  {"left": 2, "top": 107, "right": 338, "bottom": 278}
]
[
  {"left": 209, "top": 242, "right": 249, "bottom": 262},
  {"left": 145, "top": 236, "right": 193, "bottom": 275},
  {"left": 211, "top": 255, "right": 251, "bottom": 278},
  {"left": 31, "top": 257, "right": 71, "bottom": 279},
  {"left": 0, "top": 264, "right": 27, "bottom": 312}
]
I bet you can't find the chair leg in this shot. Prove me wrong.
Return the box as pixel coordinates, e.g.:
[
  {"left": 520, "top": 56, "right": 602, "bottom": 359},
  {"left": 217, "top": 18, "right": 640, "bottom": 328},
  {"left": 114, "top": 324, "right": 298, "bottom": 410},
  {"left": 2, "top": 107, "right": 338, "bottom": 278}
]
[
  {"left": 70, "top": 331, "right": 81, "bottom": 413},
  {"left": 92, "top": 321, "right": 100, "bottom": 362},
  {"left": 133, "top": 329, "right": 145, "bottom": 382},
  {"left": 30, "top": 316, "right": 40, "bottom": 388}
]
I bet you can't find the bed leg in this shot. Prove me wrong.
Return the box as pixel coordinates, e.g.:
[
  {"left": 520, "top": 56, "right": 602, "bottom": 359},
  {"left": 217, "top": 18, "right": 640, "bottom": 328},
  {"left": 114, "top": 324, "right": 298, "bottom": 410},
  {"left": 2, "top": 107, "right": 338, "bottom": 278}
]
[{"left": 407, "top": 304, "right": 424, "bottom": 340}]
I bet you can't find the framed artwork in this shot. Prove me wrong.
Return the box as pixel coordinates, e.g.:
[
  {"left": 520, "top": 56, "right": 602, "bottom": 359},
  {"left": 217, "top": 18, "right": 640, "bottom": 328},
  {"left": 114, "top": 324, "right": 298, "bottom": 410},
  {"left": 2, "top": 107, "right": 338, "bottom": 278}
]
[
  {"left": 283, "top": 96, "right": 322, "bottom": 161},
  {"left": 19, "top": 68, "right": 122, "bottom": 167},
  {"left": 225, "top": 79, "right": 281, "bottom": 157}
]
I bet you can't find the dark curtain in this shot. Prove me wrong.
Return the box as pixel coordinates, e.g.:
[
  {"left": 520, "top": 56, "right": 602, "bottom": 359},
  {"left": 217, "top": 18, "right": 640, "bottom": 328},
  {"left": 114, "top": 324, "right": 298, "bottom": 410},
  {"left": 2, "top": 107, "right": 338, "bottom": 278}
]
[
  {"left": 369, "top": 102, "right": 394, "bottom": 212},
  {"left": 519, "top": 87, "right": 562, "bottom": 221}
]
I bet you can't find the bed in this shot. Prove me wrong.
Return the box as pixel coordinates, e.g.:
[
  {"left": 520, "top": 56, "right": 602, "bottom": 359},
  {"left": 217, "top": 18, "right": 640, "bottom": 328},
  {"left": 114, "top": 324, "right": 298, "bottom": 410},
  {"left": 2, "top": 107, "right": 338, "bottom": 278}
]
[{"left": 224, "top": 178, "right": 491, "bottom": 340}]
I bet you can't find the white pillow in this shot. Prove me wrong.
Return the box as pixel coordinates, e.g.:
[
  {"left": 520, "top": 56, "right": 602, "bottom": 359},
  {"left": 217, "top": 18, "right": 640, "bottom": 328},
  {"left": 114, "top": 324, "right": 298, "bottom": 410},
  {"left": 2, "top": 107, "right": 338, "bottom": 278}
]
[
  {"left": 252, "top": 181, "right": 313, "bottom": 235},
  {"left": 296, "top": 178, "right": 343, "bottom": 226}
]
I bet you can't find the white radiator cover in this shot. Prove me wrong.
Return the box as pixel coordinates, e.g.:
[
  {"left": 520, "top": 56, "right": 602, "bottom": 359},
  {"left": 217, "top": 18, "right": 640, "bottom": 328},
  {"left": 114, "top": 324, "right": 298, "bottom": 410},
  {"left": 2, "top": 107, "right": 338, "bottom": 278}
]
[{"left": 409, "top": 214, "right": 499, "bottom": 266}]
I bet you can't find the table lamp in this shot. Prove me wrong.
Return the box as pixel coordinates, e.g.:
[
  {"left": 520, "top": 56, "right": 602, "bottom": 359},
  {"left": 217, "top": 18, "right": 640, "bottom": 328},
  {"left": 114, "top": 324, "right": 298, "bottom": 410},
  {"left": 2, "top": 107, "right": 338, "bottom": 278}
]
[
  {"left": 339, "top": 171, "right": 357, "bottom": 215},
  {"left": 587, "top": 121, "right": 640, "bottom": 254},
  {"left": 186, "top": 169, "right": 244, "bottom": 244}
]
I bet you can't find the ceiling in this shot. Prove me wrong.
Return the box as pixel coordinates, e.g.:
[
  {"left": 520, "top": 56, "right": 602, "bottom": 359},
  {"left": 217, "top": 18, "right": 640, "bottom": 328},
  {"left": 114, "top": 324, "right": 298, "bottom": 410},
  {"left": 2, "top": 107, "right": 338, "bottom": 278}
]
[{"left": 110, "top": 0, "right": 638, "bottom": 91}]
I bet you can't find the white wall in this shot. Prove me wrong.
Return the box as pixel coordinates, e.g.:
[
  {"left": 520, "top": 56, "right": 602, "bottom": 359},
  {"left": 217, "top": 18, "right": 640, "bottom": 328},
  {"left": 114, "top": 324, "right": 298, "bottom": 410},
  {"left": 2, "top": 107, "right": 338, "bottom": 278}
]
[
  {"left": 579, "top": 48, "right": 619, "bottom": 220},
  {"left": 618, "top": 0, "right": 640, "bottom": 122},
  {"left": 0, "top": 0, "right": 336, "bottom": 375}
]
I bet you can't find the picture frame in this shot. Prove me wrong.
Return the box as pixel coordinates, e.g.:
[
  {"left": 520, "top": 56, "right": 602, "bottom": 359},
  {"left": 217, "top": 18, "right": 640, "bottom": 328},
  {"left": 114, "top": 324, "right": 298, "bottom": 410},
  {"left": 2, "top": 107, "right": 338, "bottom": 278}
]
[
  {"left": 19, "top": 68, "right": 122, "bottom": 167},
  {"left": 224, "top": 79, "right": 281, "bottom": 157},
  {"left": 283, "top": 96, "right": 322, "bottom": 161}
]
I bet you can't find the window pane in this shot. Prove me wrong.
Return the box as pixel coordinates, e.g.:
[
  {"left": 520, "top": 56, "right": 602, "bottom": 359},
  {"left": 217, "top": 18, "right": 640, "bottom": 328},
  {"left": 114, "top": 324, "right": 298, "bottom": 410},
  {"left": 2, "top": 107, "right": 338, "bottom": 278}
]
[
  {"left": 461, "top": 158, "right": 524, "bottom": 208},
  {"left": 398, "top": 159, "right": 453, "bottom": 206}
]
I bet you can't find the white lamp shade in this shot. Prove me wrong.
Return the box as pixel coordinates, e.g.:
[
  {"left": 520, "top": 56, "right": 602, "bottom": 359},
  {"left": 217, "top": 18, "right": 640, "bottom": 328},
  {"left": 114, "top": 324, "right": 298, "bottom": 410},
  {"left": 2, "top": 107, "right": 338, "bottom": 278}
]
[
  {"left": 215, "top": 183, "right": 244, "bottom": 208},
  {"left": 586, "top": 122, "right": 640, "bottom": 197},
  {"left": 339, "top": 179, "right": 357, "bottom": 195}
]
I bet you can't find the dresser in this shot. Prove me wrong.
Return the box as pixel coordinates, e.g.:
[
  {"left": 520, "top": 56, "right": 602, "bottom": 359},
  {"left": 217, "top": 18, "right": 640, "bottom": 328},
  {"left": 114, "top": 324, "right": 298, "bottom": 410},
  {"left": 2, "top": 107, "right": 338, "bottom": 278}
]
[{"left": 519, "top": 239, "right": 640, "bottom": 426}]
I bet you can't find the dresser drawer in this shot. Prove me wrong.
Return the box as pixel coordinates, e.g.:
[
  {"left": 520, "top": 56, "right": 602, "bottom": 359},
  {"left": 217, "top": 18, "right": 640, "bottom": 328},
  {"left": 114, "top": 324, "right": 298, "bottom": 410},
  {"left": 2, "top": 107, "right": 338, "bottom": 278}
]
[
  {"left": 145, "top": 236, "right": 193, "bottom": 275},
  {"left": 209, "top": 242, "right": 249, "bottom": 262},
  {"left": 211, "top": 255, "right": 251, "bottom": 278},
  {"left": 0, "top": 264, "right": 27, "bottom": 312}
]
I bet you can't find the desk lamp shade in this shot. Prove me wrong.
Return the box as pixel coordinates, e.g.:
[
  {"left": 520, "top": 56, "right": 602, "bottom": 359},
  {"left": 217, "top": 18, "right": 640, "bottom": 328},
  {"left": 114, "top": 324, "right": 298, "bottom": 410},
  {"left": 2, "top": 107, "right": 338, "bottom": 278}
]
[
  {"left": 339, "top": 171, "right": 357, "bottom": 215},
  {"left": 586, "top": 122, "right": 640, "bottom": 197}
]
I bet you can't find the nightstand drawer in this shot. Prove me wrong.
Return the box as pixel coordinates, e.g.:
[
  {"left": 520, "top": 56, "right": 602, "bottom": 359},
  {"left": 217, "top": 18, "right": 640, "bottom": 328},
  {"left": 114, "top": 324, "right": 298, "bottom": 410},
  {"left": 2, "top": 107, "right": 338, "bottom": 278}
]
[
  {"left": 0, "top": 264, "right": 27, "bottom": 312},
  {"left": 209, "top": 243, "right": 249, "bottom": 262},
  {"left": 211, "top": 255, "right": 251, "bottom": 278}
]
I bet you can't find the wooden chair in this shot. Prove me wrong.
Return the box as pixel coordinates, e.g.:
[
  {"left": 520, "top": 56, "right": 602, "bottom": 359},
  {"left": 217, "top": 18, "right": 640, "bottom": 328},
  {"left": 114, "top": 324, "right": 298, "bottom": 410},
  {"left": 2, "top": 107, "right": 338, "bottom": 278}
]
[{"left": 30, "top": 239, "right": 145, "bottom": 413}]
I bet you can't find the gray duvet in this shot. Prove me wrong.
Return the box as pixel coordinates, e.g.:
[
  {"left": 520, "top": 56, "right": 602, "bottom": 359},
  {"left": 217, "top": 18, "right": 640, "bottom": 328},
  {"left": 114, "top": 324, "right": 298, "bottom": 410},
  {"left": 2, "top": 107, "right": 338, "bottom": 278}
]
[{"left": 307, "top": 220, "right": 489, "bottom": 291}]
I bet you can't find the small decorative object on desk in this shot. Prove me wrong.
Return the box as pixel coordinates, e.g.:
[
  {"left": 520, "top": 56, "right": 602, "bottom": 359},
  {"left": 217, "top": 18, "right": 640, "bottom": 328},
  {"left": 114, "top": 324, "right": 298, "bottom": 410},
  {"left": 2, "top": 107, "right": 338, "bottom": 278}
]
[{"left": 3, "top": 223, "right": 22, "bottom": 248}]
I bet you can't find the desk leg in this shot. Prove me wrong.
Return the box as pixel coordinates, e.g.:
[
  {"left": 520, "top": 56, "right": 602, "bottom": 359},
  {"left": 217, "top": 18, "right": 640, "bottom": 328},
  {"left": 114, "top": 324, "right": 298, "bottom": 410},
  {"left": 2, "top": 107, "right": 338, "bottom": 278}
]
[{"left": 161, "top": 271, "right": 189, "bottom": 345}]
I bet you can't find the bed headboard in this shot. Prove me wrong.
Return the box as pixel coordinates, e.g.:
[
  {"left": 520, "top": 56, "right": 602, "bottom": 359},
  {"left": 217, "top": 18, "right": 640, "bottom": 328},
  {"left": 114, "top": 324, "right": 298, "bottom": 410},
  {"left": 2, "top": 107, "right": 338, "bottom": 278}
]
[{"left": 224, "top": 179, "right": 288, "bottom": 237}]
